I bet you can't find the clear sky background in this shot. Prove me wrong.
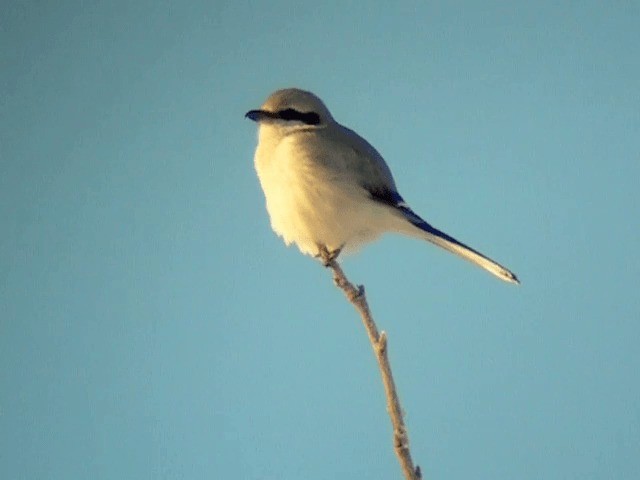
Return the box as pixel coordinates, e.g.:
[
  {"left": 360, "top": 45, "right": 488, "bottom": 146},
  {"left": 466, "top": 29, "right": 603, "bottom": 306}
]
[{"left": 1, "top": 1, "right": 639, "bottom": 479}]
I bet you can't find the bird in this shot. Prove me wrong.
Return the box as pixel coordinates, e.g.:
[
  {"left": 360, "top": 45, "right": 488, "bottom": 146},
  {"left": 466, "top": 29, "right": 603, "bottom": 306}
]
[{"left": 245, "top": 88, "right": 519, "bottom": 284}]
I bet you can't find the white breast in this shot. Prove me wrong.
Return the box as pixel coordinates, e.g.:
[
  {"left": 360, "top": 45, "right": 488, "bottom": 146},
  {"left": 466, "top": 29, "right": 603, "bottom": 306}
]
[{"left": 254, "top": 129, "right": 390, "bottom": 256}]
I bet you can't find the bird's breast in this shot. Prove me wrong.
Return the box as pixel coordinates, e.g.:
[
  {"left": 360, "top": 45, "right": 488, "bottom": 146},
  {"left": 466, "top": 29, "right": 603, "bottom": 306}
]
[{"left": 253, "top": 135, "right": 387, "bottom": 255}]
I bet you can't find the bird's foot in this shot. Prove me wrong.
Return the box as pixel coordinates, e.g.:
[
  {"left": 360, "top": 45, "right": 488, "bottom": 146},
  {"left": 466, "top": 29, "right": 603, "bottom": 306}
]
[{"left": 316, "top": 245, "right": 343, "bottom": 267}]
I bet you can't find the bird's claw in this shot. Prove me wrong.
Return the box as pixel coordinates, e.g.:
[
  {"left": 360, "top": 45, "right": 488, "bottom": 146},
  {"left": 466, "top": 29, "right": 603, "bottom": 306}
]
[{"left": 316, "top": 245, "right": 343, "bottom": 267}]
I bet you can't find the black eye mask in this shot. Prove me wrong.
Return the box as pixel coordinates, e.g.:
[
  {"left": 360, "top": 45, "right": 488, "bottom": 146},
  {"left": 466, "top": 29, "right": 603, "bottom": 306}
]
[{"left": 276, "top": 108, "right": 321, "bottom": 125}]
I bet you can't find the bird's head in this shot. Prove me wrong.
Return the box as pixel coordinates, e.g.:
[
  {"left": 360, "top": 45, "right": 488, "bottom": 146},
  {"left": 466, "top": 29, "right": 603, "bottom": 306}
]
[{"left": 245, "top": 88, "right": 334, "bottom": 132}]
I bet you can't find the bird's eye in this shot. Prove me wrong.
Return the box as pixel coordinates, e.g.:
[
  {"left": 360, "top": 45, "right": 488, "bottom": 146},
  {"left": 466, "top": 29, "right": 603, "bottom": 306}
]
[{"left": 277, "top": 108, "right": 320, "bottom": 126}]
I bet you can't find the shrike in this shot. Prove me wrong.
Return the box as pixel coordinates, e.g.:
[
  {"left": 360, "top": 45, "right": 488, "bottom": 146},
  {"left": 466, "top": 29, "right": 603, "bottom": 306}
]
[{"left": 246, "top": 88, "right": 519, "bottom": 284}]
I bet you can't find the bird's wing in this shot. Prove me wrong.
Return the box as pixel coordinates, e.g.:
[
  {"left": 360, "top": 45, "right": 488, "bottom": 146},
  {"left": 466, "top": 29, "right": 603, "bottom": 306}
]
[{"left": 323, "top": 124, "right": 398, "bottom": 193}]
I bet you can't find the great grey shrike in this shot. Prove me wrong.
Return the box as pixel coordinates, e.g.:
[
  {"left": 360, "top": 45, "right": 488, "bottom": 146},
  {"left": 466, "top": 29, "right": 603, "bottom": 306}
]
[{"left": 246, "top": 88, "right": 519, "bottom": 284}]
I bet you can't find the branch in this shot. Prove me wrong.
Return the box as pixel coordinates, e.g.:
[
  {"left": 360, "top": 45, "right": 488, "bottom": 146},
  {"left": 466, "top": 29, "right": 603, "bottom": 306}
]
[{"left": 322, "top": 253, "right": 422, "bottom": 480}]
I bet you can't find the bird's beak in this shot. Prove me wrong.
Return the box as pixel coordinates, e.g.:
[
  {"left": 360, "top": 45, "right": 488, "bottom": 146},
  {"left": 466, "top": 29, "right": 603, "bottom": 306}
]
[{"left": 245, "top": 109, "right": 271, "bottom": 122}]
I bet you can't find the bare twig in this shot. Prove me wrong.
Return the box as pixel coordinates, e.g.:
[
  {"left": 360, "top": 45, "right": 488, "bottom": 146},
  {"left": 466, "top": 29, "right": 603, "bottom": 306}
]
[{"left": 321, "top": 251, "right": 422, "bottom": 480}]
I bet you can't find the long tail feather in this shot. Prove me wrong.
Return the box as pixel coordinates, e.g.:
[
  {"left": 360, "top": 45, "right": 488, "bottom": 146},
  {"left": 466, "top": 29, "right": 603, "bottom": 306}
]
[{"left": 400, "top": 207, "right": 519, "bottom": 284}]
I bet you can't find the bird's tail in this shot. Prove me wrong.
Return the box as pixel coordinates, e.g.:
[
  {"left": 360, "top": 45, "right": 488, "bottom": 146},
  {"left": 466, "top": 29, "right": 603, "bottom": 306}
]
[{"left": 395, "top": 207, "right": 520, "bottom": 284}]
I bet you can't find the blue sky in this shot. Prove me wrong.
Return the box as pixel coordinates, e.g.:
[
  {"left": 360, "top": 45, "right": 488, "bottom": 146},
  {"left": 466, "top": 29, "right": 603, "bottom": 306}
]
[{"left": 1, "top": 1, "right": 639, "bottom": 479}]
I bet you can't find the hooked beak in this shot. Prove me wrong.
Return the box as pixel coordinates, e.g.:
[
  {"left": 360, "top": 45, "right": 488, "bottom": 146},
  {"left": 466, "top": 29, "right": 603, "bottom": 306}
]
[{"left": 245, "top": 109, "right": 273, "bottom": 122}]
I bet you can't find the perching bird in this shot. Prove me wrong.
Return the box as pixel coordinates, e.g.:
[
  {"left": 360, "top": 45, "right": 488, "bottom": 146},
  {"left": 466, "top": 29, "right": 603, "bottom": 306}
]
[{"left": 246, "top": 88, "right": 519, "bottom": 284}]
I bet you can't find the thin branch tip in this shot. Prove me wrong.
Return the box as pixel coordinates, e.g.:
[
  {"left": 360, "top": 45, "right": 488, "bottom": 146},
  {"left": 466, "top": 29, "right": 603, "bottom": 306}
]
[{"left": 322, "top": 258, "right": 420, "bottom": 480}]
